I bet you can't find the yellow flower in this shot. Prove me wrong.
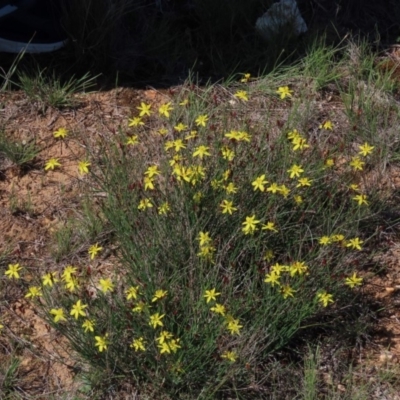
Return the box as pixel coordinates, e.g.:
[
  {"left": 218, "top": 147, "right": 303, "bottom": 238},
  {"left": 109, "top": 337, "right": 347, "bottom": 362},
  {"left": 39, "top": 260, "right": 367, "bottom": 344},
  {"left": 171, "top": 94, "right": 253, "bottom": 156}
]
[
  {"left": 240, "top": 73, "right": 251, "bottom": 83},
  {"left": 138, "top": 198, "right": 153, "bottom": 210},
  {"left": 171, "top": 139, "right": 186, "bottom": 152},
  {"left": 174, "top": 122, "right": 188, "bottom": 132},
  {"left": 292, "top": 136, "right": 309, "bottom": 151},
  {"left": 276, "top": 86, "right": 293, "bottom": 99},
  {"left": 349, "top": 157, "right": 364, "bottom": 171},
  {"left": 287, "top": 164, "right": 304, "bottom": 179},
  {"left": 179, "top": 98, "right": 189, "bottom": 106},
  {"left": 221, "top": 350, "right": 237, "bottom": 362},
  {"left": 317, "top": 291, "right": 334, "bottom": 307},
  {"left": 278, "top": 185, "right": 290, "bottom": 198},
  {"left": 99, "top": 278, "right": 114, "bottom": 293},
  {"left": 169, "top": 154, "right": 183, "bottom": 167},
  {"left": 61, "top": 265, "right": 77, "bottom": 281},
  {"left": 266, "top": 182, "right": 280, "bottom": 194},
  {"left": 64, "top": 277, "right": 80, "bottom": 292},
  {"left": 210, "top": 303, "right": 226, "bottom": 315},
  {"left": 144, "top": 176, "right": 155, "bottom": 190},
  {"left": 45, "top": 158, "right": 61, "bottom": 170},
  {"left": 159, "top": 102, "right": 173, "bottom": 118},
  {"left": 149, "top": 312, "right": 165, "bottom": 328},
  {"left": 144, "top": 165, "right": 161, "bottom": 178},
  {"left": 237, "top": 131, "right": 251, "bottom": 142},
  {"left": 158, "top": 341, "right": 171, "bottom": 354},
  {"left": 132, "top": 301, "right": 148, "bottom": 313},
  {"left": 324, "top": 158, "right": 335, "bottom": 168},
  {"left": 226, "top": 317, "right": 243, "bottom": 335},
  {"left": 296, "top": 177, "right": 312, "bottom": 187},
  {"left": 287, "top": 129, "right": 301, "bottom": 141},
  {"left": 0, "top": 321, "right": 4, "bottom": 331},
  {"left": 5, "top": 263, "right": 22, "bottom": 279},
  {"left": 78, "top": 160, "right": 90, "bottom": 175},
  {"left": 264, "top": 272, "right": 281, "bottom": 287},
  {"left": 126, "top": 135, "right": 139, "bottom": 146},
  {"left": 152, "top": 289, "right": 168, "bottom": 302},
  {"left": 204, "top": 288, "right": 220, "bottom": 303},
  {"left": 353, "top": 194, "right": 368, "bottom": 206},
  {"left": 197, "top": 231, "right": 212, "bottom": 247},
  {"left": 225, "top": 130, "right": 241, "bottom": 140},
  {"left": 221, "top": 146, "right": 235, "bottom": 160},
  {"left": 222, "top": 169, "right": 231, "bottom": 181},
  {"left": 242, "top": 215, "right": 260, "bottom": 235},
  {"left": 319, "top": 236, "right": 331, "bottom": 245},
  {"left": 193, "top": 145, "right": 211, "bottom": 159},
  {"left": 168, "top": 338, "right": 181, "bottom": 353},
  {"left": 95, "top": 334, "right": 109, "bottom": 352},
  {"left": 331, "top": 234, "right": 345, "bottom": 242},
  {"left": 70, "top": 300, "right": 88, "bottom": 319},
  {"left": 289, "top": 261, "right": 308, "bottom": 277},
  {"left": 197, "top": 244, "right": 215, "bottom": 259},
  {"left": 225, "top": 182, "right": 238, "bottom": 194},
  {"left": 220, "top": 199, "right": 237, "bottom": 215},
  {"left": 211, "top": 179, "right": 222, "bottom": 190},
  {"left": 131, "top": 337, "right": 146, "bottom": 351},
  {"left": 53, "top": 127, "right": 68, "bottom": 139},
  {"left": 349, "top": 184, "right": 360, "bottom": 191},
  {"left": 319, "top": 120, "right": 333, "bottom": 130},
  {"left": 234, "top": 90, "right": 248, "bottom": 101},
  {"left": 158, "top": 202, "right": 170, "bottom": 215},
  {"left": 262, "top": 221, "right": 278, "bottom": 232},
  {"left": 25, "top": 286, "right": 42, "bottom": 299},
  {"left": 271, "top": 263, "right": 288, "bottom": 275},
  {"left": 358, "top": 142, "right": 374, "bottom": 157},
  {"left": 345, "top": 272, "right": 363, "bottom": 288},
  {"left": 82, "top": 319, "right": 95, "bottom": 333},
  {"left": 128, "top": 117, "right": 144, "bottom": 127},
  {"left": 281, "top": 285, "right": 296, "bottom": 299},
  {"left": 346, "top": 237, "right": 363, "bottom": 250},
  {"left": 88, "top": 243, "right": 102, "bottom": 259},
  {"left": 42, "top": 272, "right": 58, "bottom": 287},
  {"left": 137, "top": 102, "right": 152, "bottom": 117},
  {"left": 125, "top": 285, "right": 140, "bottom": 300},
  {"left": 50, "top": 308, "right": 66, "bottom": 323},
  {"left": 172, "top": 165, "right": 190, "bottom": 182},
  {"left": 155, "top": 330, "right": 173, "bottom": 344},
  {"left": 195, "top": 114, "right": 209, "bottom": 127},
  {"left": 252, "top": 174, "right": 268, "bottom": 192},
  {"left": 294, "top": 195, "right": 303, "bottom": 204}
]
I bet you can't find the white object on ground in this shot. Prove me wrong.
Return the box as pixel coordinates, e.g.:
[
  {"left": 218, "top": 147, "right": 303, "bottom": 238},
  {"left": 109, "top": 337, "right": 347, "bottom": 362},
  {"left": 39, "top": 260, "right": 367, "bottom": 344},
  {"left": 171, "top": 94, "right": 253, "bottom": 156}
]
[{"left": 255, "top": 0, "right": 307, "bottom": 41}]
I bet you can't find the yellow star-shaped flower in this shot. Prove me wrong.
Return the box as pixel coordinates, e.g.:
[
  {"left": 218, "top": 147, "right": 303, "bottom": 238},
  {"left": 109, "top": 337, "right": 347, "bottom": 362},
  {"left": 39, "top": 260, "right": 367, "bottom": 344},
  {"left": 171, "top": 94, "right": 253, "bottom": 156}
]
[
  {"left": 234, "top": 90, "right": 248, "bottom": 101},
  {"left": 45, "top": 158, "right": 61, "bottom": 171},
  {"left": 78, "top": 160, "right": 90, "bottom": 175},
  {"left": 53, "top": 127, "right": 68, "bottom": 139},
  {"left": 276, "top": 86, "right": 293, "bottom": 99},
  {"left": 358, "top": 142, "right": 374, "bottom": 157},
  {"left": 136, "top": 102, "right": 152, "bottom": 117},
  {"left": 203, "top": 288, "right": 220, "bottom": 303}
]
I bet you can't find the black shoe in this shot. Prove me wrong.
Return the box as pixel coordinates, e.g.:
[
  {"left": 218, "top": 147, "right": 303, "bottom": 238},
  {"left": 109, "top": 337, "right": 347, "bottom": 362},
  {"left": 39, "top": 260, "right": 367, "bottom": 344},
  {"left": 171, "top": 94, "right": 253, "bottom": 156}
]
[{"left": 0, "top": 0, "right": 67, "bottom": 53}]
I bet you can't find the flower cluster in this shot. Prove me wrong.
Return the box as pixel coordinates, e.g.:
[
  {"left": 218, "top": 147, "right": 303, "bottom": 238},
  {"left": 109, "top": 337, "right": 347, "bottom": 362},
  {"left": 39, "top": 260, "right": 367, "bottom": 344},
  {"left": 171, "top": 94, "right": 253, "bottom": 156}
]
[
  {"left": 203, "top": 288, "right": 242, "bottom": 362},
  {"left": 197, "top": 231, "right": 216, "bottom": 261},
  {"left": 2, "top": 78, "right": 374, "bottom": 394}
]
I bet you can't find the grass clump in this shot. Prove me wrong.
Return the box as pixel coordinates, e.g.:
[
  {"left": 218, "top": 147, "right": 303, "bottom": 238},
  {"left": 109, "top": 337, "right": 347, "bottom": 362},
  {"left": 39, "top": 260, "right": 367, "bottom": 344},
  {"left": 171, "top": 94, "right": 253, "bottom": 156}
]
[
  {"left": 16, "top": 69, "right": 96, "bottom": 111},
  {"left": 3, "top": 41, "right": 400, "bottom": 398},
  {"left": 0, "top": 130, "right": 40, "bottom": 168}
]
